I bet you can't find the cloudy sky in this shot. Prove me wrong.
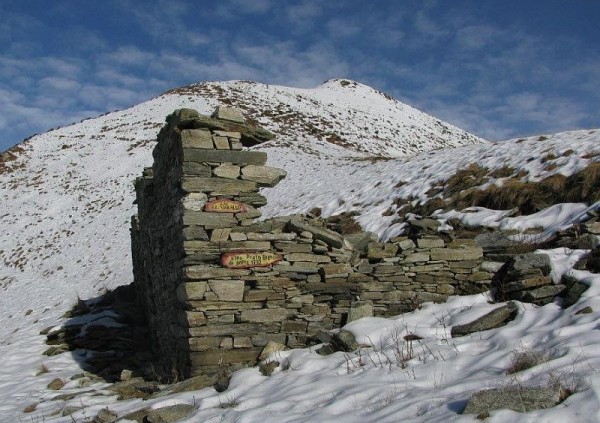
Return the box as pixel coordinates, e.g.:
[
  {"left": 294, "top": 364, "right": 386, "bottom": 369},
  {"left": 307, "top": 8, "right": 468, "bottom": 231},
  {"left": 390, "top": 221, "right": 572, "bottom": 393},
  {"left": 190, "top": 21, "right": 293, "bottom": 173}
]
[{"left": 1, "top": 0, "right": 599, "bottom": 151}]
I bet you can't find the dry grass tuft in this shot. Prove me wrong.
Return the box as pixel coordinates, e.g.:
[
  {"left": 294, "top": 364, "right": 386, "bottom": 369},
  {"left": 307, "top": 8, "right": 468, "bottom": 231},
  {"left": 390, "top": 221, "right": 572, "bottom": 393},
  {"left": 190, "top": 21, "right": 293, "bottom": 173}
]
[
  {"left": 506, "top": 349, "right": 550, "bottom": 374},
  {"left": 488, "top": 165, "right": 515, "bottom": 179},
  {"left": 451, "top": 162, "right": 600, "bottom": 215},
  {"left": 393, "top": 161, "right": 600, "bottom": 220},
  {"left": 444, "top": 163, "right": 489, "bottom": 196},
  {"left": 327, "top": 212, "right": 362, "bottom": 235}
]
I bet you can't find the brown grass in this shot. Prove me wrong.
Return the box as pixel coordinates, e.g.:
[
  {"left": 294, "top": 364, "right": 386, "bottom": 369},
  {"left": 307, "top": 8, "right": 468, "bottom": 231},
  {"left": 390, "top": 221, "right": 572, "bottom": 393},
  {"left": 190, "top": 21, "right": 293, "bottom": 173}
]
[
  {"left": 488, "top": 165, "right": 515, "bottom": 179},
  {"left": 506, "top": 349, "right": 549, "bottom": 374},
  {"left": 444, "top": 163, "right": 489, "bottom": 196},
  {"left": 394, "top": 162, "right": 600, "bottom": 218},
  {"left": 451, "top": 163, "right": 600, "bottom": 215},
  {"left": 582, "top": 151, "right": 600, "bottom": 159},
  {"left": 326, "top": 212, "right": 362, "bottom": 234}
]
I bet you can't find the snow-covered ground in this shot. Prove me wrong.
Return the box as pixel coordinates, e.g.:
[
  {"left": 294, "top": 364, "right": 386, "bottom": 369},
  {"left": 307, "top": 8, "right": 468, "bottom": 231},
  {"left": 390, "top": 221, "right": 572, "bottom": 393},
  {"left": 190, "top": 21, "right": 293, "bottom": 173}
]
[{"left": 1, "top": 80, "right": 599, "bottom": 422}]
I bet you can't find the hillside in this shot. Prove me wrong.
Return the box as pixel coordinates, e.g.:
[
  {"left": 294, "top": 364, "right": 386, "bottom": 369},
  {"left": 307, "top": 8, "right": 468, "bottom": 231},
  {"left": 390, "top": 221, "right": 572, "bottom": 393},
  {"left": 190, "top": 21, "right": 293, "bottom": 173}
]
[{"left": 0, "top": 80, "right": 599, "bottom": 422}]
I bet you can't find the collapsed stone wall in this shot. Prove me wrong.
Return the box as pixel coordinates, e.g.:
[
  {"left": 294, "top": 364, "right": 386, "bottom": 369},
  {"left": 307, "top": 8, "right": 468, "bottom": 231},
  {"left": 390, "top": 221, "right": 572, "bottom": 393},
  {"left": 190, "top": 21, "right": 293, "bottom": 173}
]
[{"left": 131, "top": 107, "right": 492, "bottom": 379}]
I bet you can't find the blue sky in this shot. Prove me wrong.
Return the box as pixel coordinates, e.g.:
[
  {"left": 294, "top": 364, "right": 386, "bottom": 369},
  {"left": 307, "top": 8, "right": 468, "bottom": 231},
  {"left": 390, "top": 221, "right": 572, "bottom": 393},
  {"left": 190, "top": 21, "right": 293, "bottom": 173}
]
[{"left": 1, "top": 0, "right": 599, "bottom": 151}]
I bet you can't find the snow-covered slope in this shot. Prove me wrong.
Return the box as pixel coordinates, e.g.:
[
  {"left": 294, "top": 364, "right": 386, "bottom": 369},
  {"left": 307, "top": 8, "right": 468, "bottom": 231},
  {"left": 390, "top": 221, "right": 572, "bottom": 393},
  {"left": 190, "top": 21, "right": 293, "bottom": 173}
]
[{"left": 0, "top": 79, "right": 599, "bottom": 422}]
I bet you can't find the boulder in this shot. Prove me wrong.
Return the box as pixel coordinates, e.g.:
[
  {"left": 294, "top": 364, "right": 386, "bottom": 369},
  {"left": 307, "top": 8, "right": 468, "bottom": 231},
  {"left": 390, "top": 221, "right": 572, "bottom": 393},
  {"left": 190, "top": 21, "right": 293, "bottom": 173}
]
[
  {"left": 93, "top": 408, "right": 118, "bottom": 423},
  {"left": 561, "top": 275, "right": 589, "bottom": 308},
  {"left": 146, "top": 404, "right": 196, "bottom": 423},
  {"left": 512, "top": 253, "right": 551, "bottom": 274},
  {"left": 259, "top": 361, "right": 280, "bottom": 376},
  {"left": 463, "top": 386, "right": 565, "bottom": 414},
  {"left": 151, "top": 374, "right": 225, "bottom": 398},
  {"left": 259, "top": 340, "right": 287, "bottom": 360},
  {"left": 493, "top": 253, "right": 556, "bottom": 303},
  {"left": 586, "top": 247, "right": 600, "bottom": 273},
  {"left": 331, "top": 330, "right": 359, "bottom": 352},
  {"left": 451, "top": 302, "right": 518, "bottom": 337},
  {"left": 47, "top": 378, "right": 65, "bottom": 390}
]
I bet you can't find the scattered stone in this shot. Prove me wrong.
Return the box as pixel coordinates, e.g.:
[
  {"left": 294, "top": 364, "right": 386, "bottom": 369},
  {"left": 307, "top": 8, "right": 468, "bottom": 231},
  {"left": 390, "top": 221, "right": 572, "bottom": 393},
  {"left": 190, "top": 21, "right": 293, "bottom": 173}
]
[
  {"left": 575, "top": 306, "right": 593, "bottom": 315},
  {"left": 561, "top": 277, "right": 589, "bottom": 308},
  {"left": 514, "top": 284, "right": 566, "bottom": 305},
  {"left": 585, "top": 221, "right": 600, "bottom": 235},
  {"left": 493, "top": 253, "right": 556, "bottom": 304},
  {"left": 120, "top": 369, "right": 133, "bottom": 381},
  {"left": 586, "top": 246, "right": 600, "bottom": 273},
  {"left": 259, "top": 340, "right": 287, "bottom": 360},
  {"left": 512, "top": 253, "right": 551, "bottom": 274},
  {"left": 151, "top": 374, "right": 222, "bottom": 398},
  {"left": 109, "top": 377, "right": 160, "bottom": 400},
  {"left": 47, "top": 378, "right": 65, "bottom": 390},
  {"left": 451, "top": 302, "right": 518, "bottom": 337},
  {"left": 316, "top": 344, "right": 336, "bottom": 356},
  {"left": 43, "top": 344, "right": 69, "bottom": 356},
  {"left": 332, "top": 330, "right": 359, "bottom": 352},
  {"left": 93, "top": 408, "right": 118, "bottom": 423},
  {"left": 259, "top": 361, "right": 280, "bottom": 376},
  {"left": 146, "top": 404, "right": 196, "bottom": 423},
  {"left": 120, "top": 407, "right": 151, "bottom": 423},
  {"left": 23, "top": 403, "right": 37, "bottom": 413}
]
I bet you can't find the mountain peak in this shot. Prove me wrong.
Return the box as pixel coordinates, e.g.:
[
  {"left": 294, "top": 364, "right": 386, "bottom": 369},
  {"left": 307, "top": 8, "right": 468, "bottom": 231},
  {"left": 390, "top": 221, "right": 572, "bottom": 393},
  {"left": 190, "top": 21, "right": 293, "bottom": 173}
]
[{"left": 157, "top": 79, "right": 484, "bottom": 158}]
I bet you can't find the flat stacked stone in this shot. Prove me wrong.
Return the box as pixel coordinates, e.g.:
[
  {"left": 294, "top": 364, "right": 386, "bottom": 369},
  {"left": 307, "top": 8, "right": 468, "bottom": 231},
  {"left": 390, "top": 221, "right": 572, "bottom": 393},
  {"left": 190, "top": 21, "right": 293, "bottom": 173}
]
[
  {"left": 492, "top": 253, "right": 564, "bottom": 305},
  {"left": 131, "top": 108, "right": 496, "bottom": 381}
]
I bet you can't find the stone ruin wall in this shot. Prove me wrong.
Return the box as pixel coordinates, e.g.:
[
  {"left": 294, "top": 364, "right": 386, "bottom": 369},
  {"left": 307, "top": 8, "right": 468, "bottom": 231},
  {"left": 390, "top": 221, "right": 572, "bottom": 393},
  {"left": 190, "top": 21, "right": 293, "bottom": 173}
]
[{"left": 131, "top": 107, "right": 493, "bottom": 379}]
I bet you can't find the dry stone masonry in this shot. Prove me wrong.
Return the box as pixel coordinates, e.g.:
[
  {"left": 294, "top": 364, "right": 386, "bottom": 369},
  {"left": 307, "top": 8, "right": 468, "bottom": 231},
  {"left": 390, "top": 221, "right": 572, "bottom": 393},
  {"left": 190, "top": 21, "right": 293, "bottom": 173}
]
[{"left": 131, "top": 107, "right": 496, "bottom": 379}]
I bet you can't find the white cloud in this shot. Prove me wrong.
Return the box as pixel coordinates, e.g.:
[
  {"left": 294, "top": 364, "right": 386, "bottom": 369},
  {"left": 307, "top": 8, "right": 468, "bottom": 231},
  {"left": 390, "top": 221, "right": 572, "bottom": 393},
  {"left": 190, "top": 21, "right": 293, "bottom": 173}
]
[
  {"left": 102, "top": 46, "right": 156, "bottom": 67},
  {"left": 286, "top": 1, "right": 323, "bottom": 29},
  {"left": 228, "top": 0, "right": 272, "bottom": 14},
  {"left": 414, "top": 10, "right": 447, "bottom": 38},
  {"left": 326, "top": 18, "right": 362, "bottom": 38},
  {"left": 455, "top": 25, "right": 501, "bottom": 50},
  {"left": 39, "top": 76, "right": 81, "bottom": 92}
]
